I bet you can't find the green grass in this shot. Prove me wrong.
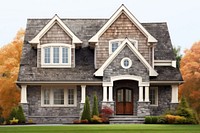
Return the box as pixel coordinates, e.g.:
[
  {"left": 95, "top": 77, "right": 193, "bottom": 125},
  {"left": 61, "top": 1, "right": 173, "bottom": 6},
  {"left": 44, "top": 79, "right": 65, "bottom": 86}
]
[{"left": 0, "top": 124, "right": 200, "bottom": 133}]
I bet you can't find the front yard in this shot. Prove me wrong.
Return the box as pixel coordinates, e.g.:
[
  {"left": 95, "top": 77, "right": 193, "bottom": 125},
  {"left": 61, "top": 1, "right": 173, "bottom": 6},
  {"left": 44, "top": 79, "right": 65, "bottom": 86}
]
[{"left": 0, "top": 124, "right": 200, "bottom": 133}]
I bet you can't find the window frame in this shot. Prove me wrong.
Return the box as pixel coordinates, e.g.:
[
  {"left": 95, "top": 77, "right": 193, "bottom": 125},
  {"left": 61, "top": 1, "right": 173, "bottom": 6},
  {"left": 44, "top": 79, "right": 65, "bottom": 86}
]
[
  {"left": 121, "top": 57, "right": 132, "bottom": 69},
  {"left": 149, "top": 87, "right": 158, "bottom": 106},
  {"left": 41, "top": 85, "right": 77, "bottom": 107},
  {"left": 41, "top": 43, "right": 72, "bottom": 68},
  {"left": 109, "top": 39, "right": 138, "bottom": 55}
]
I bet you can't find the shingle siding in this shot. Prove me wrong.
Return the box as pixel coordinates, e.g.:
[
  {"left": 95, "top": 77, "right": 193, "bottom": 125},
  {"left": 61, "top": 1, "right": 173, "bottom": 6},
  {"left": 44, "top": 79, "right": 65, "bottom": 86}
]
[{"left": 97, "top": 13, "right": 150, "bottom": 68}]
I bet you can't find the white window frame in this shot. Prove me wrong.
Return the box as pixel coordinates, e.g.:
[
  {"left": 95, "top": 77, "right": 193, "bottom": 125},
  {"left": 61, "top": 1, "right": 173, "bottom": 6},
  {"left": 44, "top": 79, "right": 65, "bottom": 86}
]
[
  {"left": 149, "top": 87, "right": 158, "bottom": 106},
  {"left": 41, "top": 85, "right": 77, "bottom": 107},
  {"left": 109, "top": 39, "right": 138, "bottom": 55},
  {"left": 41, "top": 43, "right": 72, "bottom": 68},
  {"left": 121, "top": 57, "right": 132, "bottom": 69}
]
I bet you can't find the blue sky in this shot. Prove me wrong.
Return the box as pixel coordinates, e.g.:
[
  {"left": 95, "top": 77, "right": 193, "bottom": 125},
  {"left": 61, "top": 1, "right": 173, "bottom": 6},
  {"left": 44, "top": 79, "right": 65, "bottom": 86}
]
[{"left": 0, "top": 0, "right": 200, "bottom": 53}]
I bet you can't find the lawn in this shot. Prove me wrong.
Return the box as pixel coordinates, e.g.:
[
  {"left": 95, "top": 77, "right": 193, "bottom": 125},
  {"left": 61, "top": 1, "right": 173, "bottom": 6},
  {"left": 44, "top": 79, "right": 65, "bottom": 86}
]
[{"left": 0, "top": 124, "right": 200, "bottom": 133}]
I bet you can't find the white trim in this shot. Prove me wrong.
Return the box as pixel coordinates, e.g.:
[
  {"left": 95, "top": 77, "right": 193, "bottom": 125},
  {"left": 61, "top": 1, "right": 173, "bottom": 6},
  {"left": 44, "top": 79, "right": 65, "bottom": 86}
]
[
  {"left": 41, "top": 85, "right": 77, "bottom": 107},
  {"left": 41, "top": 43, "right": 72, "bottom": 68},
  {"left": 81, "top": 85, "right": 86, "bottom": 103},
  {"left": 171, "top": 85, "right": 179, "bottom": 103},
  {"left": 17, "top": 81, "right": 102, "bottom": 85},
  {"left": 121, "top": 57, "right": 132, "bottom": 69},
  {"left": 108, "top": 86, "right": 113, "bottom": 102},
  {"left": 29, "top": 15, "right": 82, "bottom": 44},
  {"left": 149, "top": 87, "right": 158, "bottom": 106},
  {"left": 89, "top": 5, "right": 157, "bottom": 43},
  {"left": 150, "top": 81, "right": 183, "bottom": 84},
  {"left": 139, "top": 86, "right": 144, "bottom": 102},
  {"left": 103, "top": 86, "right": 108, "bottom": 102},
  {"left": 154, "top": 60, "right": 177, "bottom": 68},
  {"left": 145, "top": 86, "right": 149, "bottom": 102},
  {"left": 20, "top": 85, "right": 27, "bottom": 103},
  {"left": 94, "top": 38, "right": 158, "bottom": 76}
]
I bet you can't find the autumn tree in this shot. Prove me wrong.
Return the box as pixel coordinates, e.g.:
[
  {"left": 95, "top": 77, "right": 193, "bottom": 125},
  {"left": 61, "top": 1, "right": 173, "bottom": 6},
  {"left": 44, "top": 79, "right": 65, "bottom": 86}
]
[
  {"left": 0, "top": 29, "right": 24, "bottom": 118},
  {"left": 179, "top": 41, "right": 200, "bottom": 118}
]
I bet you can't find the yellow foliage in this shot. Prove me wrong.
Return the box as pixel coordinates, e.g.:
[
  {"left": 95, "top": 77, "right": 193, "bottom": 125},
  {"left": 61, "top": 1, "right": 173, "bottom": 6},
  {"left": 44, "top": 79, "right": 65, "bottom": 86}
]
[{"left": 0, "top": 29, "right": 24, "bottom": 118}]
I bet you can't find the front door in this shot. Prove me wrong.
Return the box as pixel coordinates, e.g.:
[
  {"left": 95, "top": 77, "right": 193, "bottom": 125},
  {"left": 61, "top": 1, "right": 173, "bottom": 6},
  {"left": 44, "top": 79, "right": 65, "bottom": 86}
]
[{"left": 116, "top": 88, "right": 133, "bottom": 115}]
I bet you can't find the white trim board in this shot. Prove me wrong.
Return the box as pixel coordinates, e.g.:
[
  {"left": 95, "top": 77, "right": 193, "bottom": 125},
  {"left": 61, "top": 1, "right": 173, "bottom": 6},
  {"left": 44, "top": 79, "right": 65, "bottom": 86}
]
[
  {"left": 29, "top": 15, "right": 82, "bottom": 44},
  {"left": 154, "top": 60, "right": 176, "bottom": 68},
  {"left": 89, "top": 4, "right": 157, "bottom": 43},
  {"left": 94, "top": 38, "right": 158, "bottom": 77}
]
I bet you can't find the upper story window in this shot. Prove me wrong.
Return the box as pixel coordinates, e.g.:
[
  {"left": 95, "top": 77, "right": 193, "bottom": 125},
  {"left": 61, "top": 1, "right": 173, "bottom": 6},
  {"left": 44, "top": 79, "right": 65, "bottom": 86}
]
[
  {"left": 41, "top": 43, "right": 71, "bottom": 68},
  {"left": 109, "top": 39, "right": 138, "bottom": 55}
]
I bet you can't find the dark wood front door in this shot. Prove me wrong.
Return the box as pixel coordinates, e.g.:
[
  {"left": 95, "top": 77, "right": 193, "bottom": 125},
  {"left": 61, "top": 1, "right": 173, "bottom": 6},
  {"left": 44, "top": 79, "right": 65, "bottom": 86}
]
[{"left": 116, "top": 88, "right": 133, "bottom": 115}]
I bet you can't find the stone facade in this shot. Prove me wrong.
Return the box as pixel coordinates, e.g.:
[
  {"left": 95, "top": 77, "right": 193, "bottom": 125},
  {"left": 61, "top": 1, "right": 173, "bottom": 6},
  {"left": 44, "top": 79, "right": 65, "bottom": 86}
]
[
  {"left": 149, "top": 86, "right": 173, "bottom": 116},
  {"left": 103, "top": 46, "right": 149, "bottom": 82},
  {"left": 96, "top": 13, "right": 150, "bottom": 68}
]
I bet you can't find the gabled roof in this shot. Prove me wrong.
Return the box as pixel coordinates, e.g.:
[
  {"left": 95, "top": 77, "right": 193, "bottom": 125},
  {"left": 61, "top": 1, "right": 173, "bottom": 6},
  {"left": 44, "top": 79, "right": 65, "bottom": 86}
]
[
  {"left": 94, "top": 38, "right": 158, "bottom": 77},
  {"left": 89, "top": 4, "right": 157, "bottom": 43},
  {"left": 29, "top": 15, "right": 82, "bottom": 44}
]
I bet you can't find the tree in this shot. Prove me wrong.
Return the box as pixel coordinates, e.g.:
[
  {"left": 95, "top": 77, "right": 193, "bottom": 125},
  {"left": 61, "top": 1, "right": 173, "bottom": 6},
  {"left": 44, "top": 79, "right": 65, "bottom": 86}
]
[
  {"left": 173, "top": 45, "right": 182, "bottom": 68},
  {"left": 92, "top": 94, "right": 99, "bottom": 117},
  {"left": 81, "top": 96, "right": 91, "bottom": 121},
  {"left": 0, "top": 29, "right": 24, "bottom": 118},
  {"left": 179, "top": 41, "right": 200, "bottom": 119}
]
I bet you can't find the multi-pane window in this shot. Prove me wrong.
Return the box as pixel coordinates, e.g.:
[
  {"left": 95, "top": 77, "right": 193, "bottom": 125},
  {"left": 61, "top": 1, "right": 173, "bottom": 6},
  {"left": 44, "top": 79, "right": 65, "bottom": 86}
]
[
  {"left": 42, "top": 87, "right": 76, "bottom": 106},
  {"left": 62, "top": 47, "right": 68, "bottom": 63},
  {"left": 150, "top": 87, "right": 158, "bottom": 105},
  {"left": 42, "top": 44, "right": 71, "bottom": 67},
  {"left": 44, "top": 47, "right": 50, "bottom": 63},
  {"left": 53, "top": 47, "right": 59, "bottom": 63},
  {"left": 68, "top": 89, "right": 74, "bottom": 105},
  {"left": 43, "top": 89, "right": 50, "bottom": 105},
  {"left": 111, "top": 42, "right": 119, "bottom": 53},
  {"left": 53, "top": 89, "right": 64, "bottom": 105}
]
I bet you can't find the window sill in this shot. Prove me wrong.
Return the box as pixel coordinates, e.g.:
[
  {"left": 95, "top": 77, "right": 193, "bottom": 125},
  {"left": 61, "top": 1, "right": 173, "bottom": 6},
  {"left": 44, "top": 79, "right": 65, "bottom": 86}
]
[
  {"left": 41, "top": 64, "right": 72, "bottom": 68},
  {"left": 150, "top": 104, "right": 158, "bottom": 107}
]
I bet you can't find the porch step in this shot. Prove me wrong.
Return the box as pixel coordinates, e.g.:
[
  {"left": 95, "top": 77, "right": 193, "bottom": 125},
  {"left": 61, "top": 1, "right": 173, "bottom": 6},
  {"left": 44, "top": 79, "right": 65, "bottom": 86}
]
[{"left": 109, "top": 116, "right": 145, "bottom": 124}]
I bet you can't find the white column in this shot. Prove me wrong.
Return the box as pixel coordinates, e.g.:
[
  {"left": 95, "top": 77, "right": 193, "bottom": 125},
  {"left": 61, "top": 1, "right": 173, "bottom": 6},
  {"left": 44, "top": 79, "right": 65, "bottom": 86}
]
[
  {"left": 171, "top": 85, "right": 179, "bottom": 103},
  {"left": 21, "top": 85, "right": 27, "bottom": 103},
  {"left": 145, "top": 86, "right": 150, "bottom": 102},
  {"left": 81, "top": 85, "right": 86, "bottom": 103},
  {"left": 108, "top": 86, "right": 113, "bottom": 102},
  {"left": 103, "top": 86, "right": 108, "bottom": 102},
  {"left": 139, "top": 86, "right": 144, "bottom": 102}
]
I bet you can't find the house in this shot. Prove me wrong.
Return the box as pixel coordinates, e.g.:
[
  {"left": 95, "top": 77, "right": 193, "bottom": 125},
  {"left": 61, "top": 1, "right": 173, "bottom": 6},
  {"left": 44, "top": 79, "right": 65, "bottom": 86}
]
[{"left": 17, "top": 5, "right": 183, "bottom": 123}]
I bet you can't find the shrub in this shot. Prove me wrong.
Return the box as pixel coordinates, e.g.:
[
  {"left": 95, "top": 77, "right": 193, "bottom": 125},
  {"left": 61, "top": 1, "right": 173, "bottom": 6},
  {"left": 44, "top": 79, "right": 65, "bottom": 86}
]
[
  {"left": 101, "top": 106, "right": 114, "bottom": 118},
  {"left": 81, "top": 96, "right": 91, "bottom": 121},
  {"left": 80, "top": 119, "right": 89, "bottom": 124},
  {"left": 165, "top": 114, "right": 187, "bottom": 124},
  {"left": 73, "top": 120, "right": 81, "bottom": 124},
  {"left": 8, "top": 107, "right": 18, "bottom": 122},
  {"left": 16, "top": 106, "right": 25, "bottom": 123},
  {"left": 145, "top": 116, "right": 151, "bottom": 124},
  {"left": 91, "top": 115, "right": 103, "bottom": 124},
  {"left": 10, "top": 117, "right": 19, "bottom": 125},
  {"left": 92, "top": 94, "right": 99, "bottom": 117}
]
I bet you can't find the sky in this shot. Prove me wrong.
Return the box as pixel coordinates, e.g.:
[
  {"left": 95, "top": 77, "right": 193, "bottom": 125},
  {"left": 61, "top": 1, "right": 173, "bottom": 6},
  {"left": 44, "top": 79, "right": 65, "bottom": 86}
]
[{"left": 0, "top": 0, "right": 200, "bottom": 53}]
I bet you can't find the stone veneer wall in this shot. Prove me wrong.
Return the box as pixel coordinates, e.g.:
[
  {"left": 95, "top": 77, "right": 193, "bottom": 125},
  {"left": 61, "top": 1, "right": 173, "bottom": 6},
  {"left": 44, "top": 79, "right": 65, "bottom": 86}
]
[
  {"left": 103, "top": 46, "right": 149, "bottom": 82},
  {"left": 37, "top": 23, "right": 75, "bottom": 68},
  {"left": 149, "top": 86, "right": 172, "bottom": 116},
  {"left": 96, "top": 13, "right": 150, "bottom": 68},
  {"left": 26, "top": 85, "right": 80, "bottom": 124},
  {"left": 22, "top": 85, "right": 103, "bottom": 124}
]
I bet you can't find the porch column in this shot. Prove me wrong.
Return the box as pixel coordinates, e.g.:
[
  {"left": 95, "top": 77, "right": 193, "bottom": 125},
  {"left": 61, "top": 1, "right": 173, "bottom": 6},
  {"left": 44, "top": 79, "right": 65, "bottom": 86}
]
[
  {"left": 145, "top": 86, "right": 150, "bottom": 102},
  {"left": 171, "top": 85, "right": 179, "bottom": 103},
  {"left": 103, "top": 86, "right": 108, "bottom": 102},
  {"left": 139, "top": 86, "right": 144, "bottom": 102},
  {"left": 81, "top": 85, "right": 86, "bottom": 103},
  {"left": 21, "top": 85, "right": 27, "bottom": 103},
  {"left": 108, "top": 86, "right": 113, "bottom": 102}
]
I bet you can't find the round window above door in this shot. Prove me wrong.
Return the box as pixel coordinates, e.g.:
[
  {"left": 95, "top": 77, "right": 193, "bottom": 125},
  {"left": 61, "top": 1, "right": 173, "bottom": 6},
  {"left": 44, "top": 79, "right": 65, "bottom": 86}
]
[{"left": 121, "top": 57, "right": 132, "bottom": 69}]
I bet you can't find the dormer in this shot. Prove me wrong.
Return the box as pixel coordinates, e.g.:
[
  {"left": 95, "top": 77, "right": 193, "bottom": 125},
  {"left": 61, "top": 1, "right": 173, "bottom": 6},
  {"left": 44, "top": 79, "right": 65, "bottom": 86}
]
[{"left": 29, "top": 15, "right": 82, "bottom": 68}]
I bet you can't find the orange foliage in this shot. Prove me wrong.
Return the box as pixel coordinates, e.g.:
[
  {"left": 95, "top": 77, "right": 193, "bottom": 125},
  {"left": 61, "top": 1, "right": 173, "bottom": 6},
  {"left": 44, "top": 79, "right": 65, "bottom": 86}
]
[
  {"left": 179, "top": 41, "right": 200, "bottom": 116},
  {"left": 0, "top": 29, "right": 24, "bottom": 118}
]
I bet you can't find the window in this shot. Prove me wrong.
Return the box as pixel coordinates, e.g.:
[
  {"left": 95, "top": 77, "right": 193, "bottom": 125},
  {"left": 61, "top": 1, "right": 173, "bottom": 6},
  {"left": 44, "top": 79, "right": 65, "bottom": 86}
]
[
  {"left": 41, "top": 43, "right": 71, "bottom": 68},
  {"left": 44, "top": 47, "right": 50, "bottom": 63},
  {"left": 121, "top": 57, "right": 132, "bottom": 69},
  {"left": 149, "top": 87, "right": 158, "bottom": 106},
  {"left": 109, "top": 39, "right": 138, "bottom": 55},
  {"left": 41, "top": 86, "right": 77, "bottom": 107}
]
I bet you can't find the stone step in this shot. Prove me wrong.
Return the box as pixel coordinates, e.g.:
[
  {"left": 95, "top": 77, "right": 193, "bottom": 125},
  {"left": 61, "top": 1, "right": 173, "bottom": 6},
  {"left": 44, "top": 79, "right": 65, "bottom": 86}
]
[{"left": 109, "top": 116, "right": 145, "bottom": 124}]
